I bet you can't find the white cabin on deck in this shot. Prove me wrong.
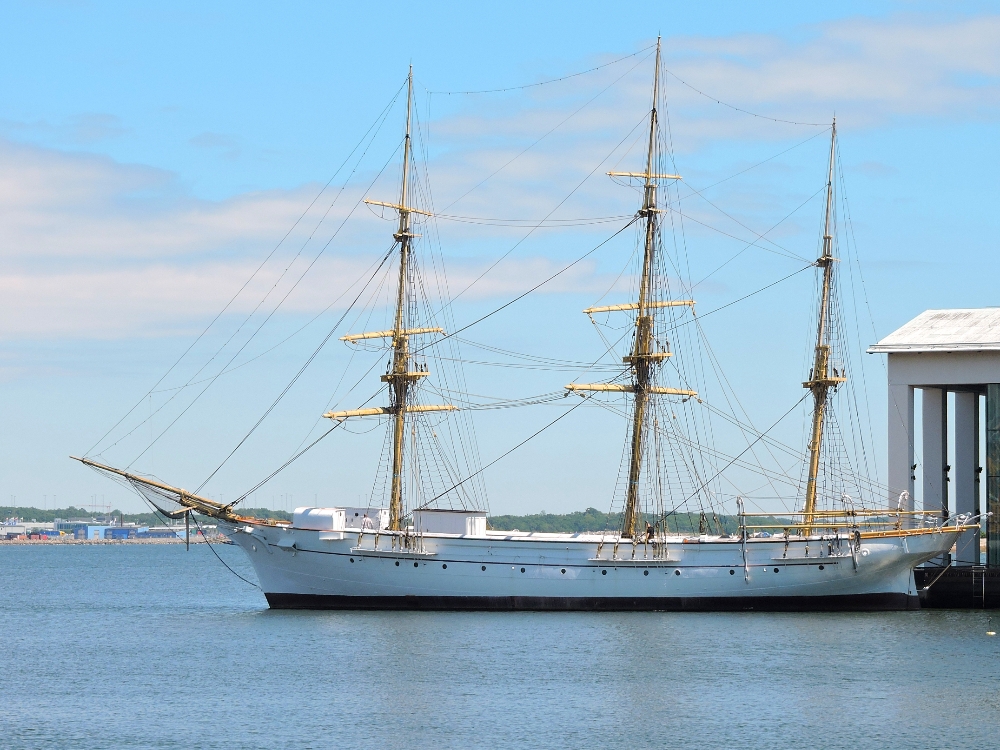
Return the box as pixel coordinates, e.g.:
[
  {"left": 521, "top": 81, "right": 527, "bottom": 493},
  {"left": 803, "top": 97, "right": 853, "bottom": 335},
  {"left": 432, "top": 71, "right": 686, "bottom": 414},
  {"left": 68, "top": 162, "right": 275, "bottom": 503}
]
[
  {"left": 412, "top": 509, "right": 487, "bottom": 537},
  {"left": 292, "top": 507, "right": 389, "bottom": 531}
]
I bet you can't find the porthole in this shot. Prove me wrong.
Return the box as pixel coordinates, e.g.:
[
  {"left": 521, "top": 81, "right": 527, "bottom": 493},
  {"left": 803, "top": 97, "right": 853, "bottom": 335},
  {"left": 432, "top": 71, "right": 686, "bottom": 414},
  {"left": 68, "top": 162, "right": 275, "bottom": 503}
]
[
  {"left": 818, "top": 564, "right": 825, "bottom": 570},
  {"left": 643, "top": 570, "right": 649, "bottom": 576},
  {"left": 350, "top": 557, "right": 355, "bottom": 563},
  {"left": 442, "top": 564, "right": 447, "bottom": 569},
  {"left": 602, "top": 569, "right": 607, "bottom": 575},
  {"left": 674, "top": 570, "right": 681, "bottom": 576},
  {"left": 773, "top": 568, "right": 779, "bottom": 573},
  {"left": 729, "top": 569, "right": 735, "bottom": 575},
  {"left": 561, "top": 569, "right": 566, "bottom": 574},
  {"left": 520, "top": 567, "right": 525, "bottom": 573},
  {"left": 481, "top": 565, "right": 486, "bottom": 571},
  {"left": 395, "top": 561, "right": 399, "bottom": 567},
  {"left": 413, "top": 562, "right": 418, "bottom": 568}
]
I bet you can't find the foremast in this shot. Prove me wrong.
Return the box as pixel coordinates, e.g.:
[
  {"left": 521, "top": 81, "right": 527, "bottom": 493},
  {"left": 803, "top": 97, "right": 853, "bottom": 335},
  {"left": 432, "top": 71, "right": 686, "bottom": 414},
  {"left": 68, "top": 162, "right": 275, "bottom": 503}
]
[
  {"left": 565, "top": 39, "right": 695, "bottom": 538},
  {"left": 323, "top": 67, "right": 455, "bottom": 531},
  {"left": 801, "top": 120, "right": 845, "bottom": 535}
]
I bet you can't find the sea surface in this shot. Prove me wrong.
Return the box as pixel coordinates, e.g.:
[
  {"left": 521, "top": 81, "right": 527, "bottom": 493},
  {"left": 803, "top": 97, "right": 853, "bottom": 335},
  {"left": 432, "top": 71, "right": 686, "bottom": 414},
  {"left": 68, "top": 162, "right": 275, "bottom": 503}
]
[{"left": 2, "top": 544, "right": 998, "bottom": 750}]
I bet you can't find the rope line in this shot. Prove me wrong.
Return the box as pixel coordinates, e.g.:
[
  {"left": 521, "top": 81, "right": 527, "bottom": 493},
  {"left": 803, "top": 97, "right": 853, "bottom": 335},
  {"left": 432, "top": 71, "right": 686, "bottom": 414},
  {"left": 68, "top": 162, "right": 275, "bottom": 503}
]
[
  {"left": 438, "top": 51, "right": 654, "bottom": 213},
  {"left": 85, "top": 84, "right": 406, "bottom": 457},
  {"left": 196, "top": 247, "right": 397, "bottom": 492},
  {"left": 413, "top": 216, "right": 639, "bottom": 355},
  {"left": 427, "top": 46, "right": 655, "bottom": 95},
  {"left": 419, "top": 394, "right": 592, "bottom": 507},
  {"left": 231, "top": 422, "right": 341, "bottom": 506},
  {"left": 122, "top": 139, "right": 404, "bottom": 468},
  {"left": 666, "top": 394, "right": 810, "bottom": 516},
  {"left": 192, "top": 514, "right": 260, "bottom": 588},
  {"left": 665, "top": 68, "right": 827, "bottom": 126},
  {"left": 666, "top": 263, "right": 815, "bottom": 335}
]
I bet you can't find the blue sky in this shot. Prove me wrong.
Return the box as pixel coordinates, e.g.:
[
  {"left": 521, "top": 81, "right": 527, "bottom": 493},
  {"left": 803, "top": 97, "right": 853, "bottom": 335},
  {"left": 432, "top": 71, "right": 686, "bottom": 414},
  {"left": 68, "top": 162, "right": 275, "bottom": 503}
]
[{"left": 1, "top": 1, "right": 999, "bottom": 515}]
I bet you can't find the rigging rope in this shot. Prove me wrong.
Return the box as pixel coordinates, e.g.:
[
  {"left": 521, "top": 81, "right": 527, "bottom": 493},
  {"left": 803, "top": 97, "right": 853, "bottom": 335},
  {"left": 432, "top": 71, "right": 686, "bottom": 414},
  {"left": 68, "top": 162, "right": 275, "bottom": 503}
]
[
  {"left": 192, "top": 514, "right": 260, "bottom": 588},
  {"left": 664, "top": 263, "right": 815, "bottom": 335},
  {"left": 432, "top": 213, "right": 634, "bottom": 227},
  {"left": 417, "top": 394, "right": 593, "bottom": 507},
  {"left": 427, "top": 45, "right": 824, "bottom": 127},
  {"left": 664, "top": 68, "right": 827, "bottom": 126},
  {"left": 195, "top": 247, "right": 398, "bottom": 492},
  {"left": 664, "top": 395, "right": 809, "bottom": 517},
  {"left": 232, "top": 421, "right": 343, "bottom": 506},
  {"left": 121, "top": 138, "right": 404, "bottom": 468},
  {"left": 437, "top": 50, "right": 654, "bottom": 213},
  {"left": 147, "top": 246, "right": 398, "bottom": 395},
  {"left": 426, "top": 45, "right": 655, "bottom": 95},
  {"left": 85, "top": 84, "right": 407, "bottom": 457},
  {"left": 412, "top": 216, "right": 640, "bottom": 356},
  {"left": 669, "top": 128, "right": 831, "bottom": 206},
  {"left": 434, "top": 114, "right": 650, "bottom": 312},
  {"left": 688, "top": 184, "right": 828, "bottom": 277}
]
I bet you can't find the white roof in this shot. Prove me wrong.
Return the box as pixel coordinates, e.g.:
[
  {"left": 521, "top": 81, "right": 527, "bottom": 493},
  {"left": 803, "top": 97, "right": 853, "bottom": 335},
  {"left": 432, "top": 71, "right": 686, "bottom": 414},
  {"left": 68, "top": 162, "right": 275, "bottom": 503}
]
[{"left": 868, "top": 308, "right": 1000, "bottom": 353}]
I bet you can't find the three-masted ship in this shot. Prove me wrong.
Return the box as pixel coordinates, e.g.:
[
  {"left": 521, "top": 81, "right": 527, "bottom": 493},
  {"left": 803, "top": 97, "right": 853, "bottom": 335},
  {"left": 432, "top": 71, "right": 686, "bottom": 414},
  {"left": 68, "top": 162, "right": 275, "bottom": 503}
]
[{"left": 77, "top": 42, "right": 971, "bottom": 610}]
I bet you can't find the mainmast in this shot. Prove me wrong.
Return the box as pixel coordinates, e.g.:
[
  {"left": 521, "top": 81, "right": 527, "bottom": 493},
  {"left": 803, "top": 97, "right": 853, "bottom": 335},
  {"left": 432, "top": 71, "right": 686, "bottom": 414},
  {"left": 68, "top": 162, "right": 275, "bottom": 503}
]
[
  {"left": 565, "top": 39, "right": 695, "bottom": 538},
  {"left": 622, "top": 40, "right": 665, "bottom": 539},
  {"left": 324, "top": 67, "right": 455, "bottom": 531},
  {"left": 801, "top": 120, "right": 845, "bottom": 535}
]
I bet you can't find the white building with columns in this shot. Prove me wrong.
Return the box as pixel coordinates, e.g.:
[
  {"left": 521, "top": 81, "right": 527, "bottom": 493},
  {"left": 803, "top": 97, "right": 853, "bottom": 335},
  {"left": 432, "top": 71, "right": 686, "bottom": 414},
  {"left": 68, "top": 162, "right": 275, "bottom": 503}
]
[{"left": 869, "top": 308, "right": 1000, "bottom": 567}]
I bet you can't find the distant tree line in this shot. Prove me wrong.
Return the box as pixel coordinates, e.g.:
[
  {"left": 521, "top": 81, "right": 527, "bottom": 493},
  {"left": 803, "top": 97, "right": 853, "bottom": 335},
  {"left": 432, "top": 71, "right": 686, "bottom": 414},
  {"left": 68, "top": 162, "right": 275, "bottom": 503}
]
[{"left": 486, "top": 507, "right": 792, "bottom": 535}]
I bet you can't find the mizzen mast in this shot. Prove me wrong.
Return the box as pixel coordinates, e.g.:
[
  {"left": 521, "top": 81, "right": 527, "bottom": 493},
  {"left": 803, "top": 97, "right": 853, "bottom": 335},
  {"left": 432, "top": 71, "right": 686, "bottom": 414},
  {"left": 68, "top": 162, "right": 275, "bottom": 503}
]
[
  {"left": 324, "top": 67, "right": 455, "bottom": 531},
  {"left": 801, "top": 120, "right": 845, "bottom": 535},
  {"left": 565, "top": 39, "right": 694, "bottom": 538}
]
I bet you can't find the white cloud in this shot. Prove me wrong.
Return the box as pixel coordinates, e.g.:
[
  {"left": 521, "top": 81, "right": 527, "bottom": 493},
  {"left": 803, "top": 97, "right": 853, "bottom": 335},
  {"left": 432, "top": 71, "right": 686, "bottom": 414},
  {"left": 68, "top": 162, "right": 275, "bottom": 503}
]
[
  {"left": 436, "top": 14, "right": 1000, "bottom": 162},
  {"left": 0, "top": 138, "right": 326, "bottom": 263},
  {"left": 665, "top": 14, "right": 1000, "bottom": 129},
  {"left": 0, "top": 137, "right": 629, "bottom": 340},
  {"left": 3, "top": 12, "right": 997, "bottom": 343}
]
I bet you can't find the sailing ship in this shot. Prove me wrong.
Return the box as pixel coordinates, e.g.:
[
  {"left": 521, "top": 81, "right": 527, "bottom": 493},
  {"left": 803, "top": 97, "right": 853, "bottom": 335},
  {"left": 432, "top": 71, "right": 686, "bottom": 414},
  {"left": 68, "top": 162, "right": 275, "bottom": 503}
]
[{"left": 76, "top": 41, "right": 972, "bottom": 610}]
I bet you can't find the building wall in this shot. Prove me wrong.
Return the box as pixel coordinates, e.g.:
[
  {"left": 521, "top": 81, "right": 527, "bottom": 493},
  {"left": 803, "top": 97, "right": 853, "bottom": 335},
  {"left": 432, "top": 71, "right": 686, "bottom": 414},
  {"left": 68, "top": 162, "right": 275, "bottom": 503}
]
[
  {"left": 886, "top": 351, "right": 1000, "bottom": 565},
  {"left": 887, "top": 351, "right": 1000, "bottom": 388}
]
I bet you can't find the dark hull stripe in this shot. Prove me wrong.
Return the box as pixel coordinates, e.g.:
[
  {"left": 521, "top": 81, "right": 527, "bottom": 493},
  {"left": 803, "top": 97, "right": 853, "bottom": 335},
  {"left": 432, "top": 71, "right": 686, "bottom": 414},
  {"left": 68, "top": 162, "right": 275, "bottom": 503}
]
[{"left": 264, "top": 592, "right": 920, "bottom": 612}]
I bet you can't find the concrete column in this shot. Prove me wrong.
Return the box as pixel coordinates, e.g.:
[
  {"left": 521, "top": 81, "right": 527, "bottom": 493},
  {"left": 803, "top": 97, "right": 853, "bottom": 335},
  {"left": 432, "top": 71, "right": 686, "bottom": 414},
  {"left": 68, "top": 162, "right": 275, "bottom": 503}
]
[
  {"left": 921, "top": 388, "right": 947, "bottom": 519},
  {"left": 987, "top": 385, "right": 1000, "bottom": 567},
  {"left": 976, "top": 395, "right": 982, "bottom": 520},
  {"left": 954, "top": 391, "right": 978, "bottom": 565},
  {"left": 887, "top": 382, "right": 915, "bottom": 520}
]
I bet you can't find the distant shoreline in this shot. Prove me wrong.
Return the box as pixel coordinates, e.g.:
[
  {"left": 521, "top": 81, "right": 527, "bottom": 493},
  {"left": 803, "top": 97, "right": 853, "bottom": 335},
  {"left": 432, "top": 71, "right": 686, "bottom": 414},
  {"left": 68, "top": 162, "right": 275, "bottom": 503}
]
[{"left": 0, "top": 537, "right": 226, "bottom": 546}]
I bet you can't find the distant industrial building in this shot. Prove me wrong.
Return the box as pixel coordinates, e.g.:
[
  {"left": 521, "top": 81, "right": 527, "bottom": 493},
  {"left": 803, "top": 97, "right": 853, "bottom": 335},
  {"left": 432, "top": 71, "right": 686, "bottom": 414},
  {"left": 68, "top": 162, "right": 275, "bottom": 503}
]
[
  {"left": 3, "top": 517, "right": 187, "bottom": 541},
  {"left": 2, "top": 520, "right": 57, "bottom": 540}
]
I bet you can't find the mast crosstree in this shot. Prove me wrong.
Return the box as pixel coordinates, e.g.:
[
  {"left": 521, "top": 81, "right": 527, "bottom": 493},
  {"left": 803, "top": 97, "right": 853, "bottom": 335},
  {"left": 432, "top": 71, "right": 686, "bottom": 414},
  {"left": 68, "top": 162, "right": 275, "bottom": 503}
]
[
  {"left": 323, "top": 67, "right": 454, "bottom": 531},
  {"left": 564, "top": 39, "right": 696, "bottom": 539}
]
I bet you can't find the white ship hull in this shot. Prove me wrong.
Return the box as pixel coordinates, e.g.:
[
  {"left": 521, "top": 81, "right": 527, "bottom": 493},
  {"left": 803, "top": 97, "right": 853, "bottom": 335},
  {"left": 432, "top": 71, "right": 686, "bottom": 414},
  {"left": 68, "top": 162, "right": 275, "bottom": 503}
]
[{"left": 224, "top": 522, "right": 961, "bottom": 611}]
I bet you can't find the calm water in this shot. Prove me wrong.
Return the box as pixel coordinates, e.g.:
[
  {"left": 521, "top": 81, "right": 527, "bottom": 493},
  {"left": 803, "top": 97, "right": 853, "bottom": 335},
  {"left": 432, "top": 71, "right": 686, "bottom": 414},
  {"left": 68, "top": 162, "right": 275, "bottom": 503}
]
[{"left": 1, "top": 544, "right": 998, "bottom": 749}]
